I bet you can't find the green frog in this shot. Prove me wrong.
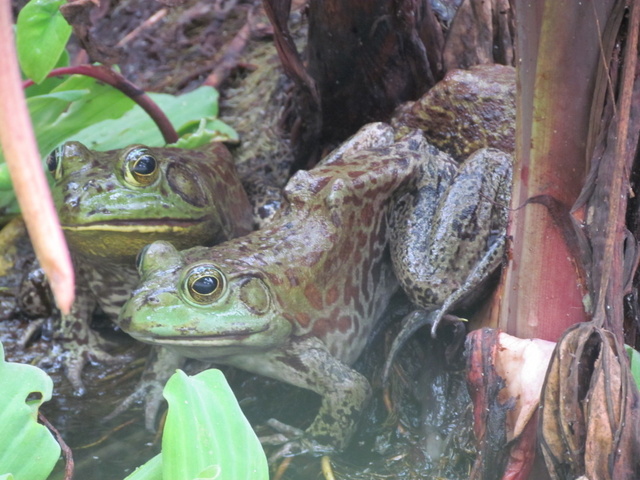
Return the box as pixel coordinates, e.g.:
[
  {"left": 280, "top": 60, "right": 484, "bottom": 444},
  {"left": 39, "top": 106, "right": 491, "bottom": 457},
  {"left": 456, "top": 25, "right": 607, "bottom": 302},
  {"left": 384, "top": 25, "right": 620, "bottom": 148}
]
[
  {"left": 119, "top": 124, "right": 427, "bottom": 456},
  {"left": 47, "top": 141, "right": 253, "bottom": 393}
]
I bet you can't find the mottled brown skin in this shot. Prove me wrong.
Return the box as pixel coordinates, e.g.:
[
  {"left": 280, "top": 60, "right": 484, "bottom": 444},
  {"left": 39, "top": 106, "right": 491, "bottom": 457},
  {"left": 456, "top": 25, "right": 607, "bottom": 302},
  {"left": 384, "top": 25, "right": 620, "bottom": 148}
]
[
  {"left": 383, "top": 65, "right": 515, "bottom": 380},
  {"left": 48, "top": 141, "right": 253, "bottom": 394},
  {"left": 392, "top": 64, "right": 516, "bottom": 160},
  {"left": 120, "top": 126, "right": 430, "bottom": 456}
]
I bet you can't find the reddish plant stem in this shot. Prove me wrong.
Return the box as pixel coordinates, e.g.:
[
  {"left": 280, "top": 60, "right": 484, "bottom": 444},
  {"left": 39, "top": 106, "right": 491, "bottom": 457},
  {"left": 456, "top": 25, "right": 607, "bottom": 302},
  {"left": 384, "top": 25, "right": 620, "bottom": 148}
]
[
  {"left": 500, "top": 1, "right": 620, "bottom": 341},
  {"left": 0, "top": 0, "right": 74, "bottom": 314},
  {"left": 23, "top": 64, "right": 179, "bottom": 144}
]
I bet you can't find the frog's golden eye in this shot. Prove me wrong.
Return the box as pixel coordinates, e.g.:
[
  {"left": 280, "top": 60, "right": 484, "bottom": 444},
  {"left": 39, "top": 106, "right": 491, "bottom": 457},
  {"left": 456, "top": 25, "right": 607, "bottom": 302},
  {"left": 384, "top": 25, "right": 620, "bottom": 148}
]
[
  {"left": 46, "top": 146, "right": 64, "bottom": 180},
  {"left": 183, "top": 265, "right": 226, "bottom": 305},
  {"left": 124, "top": 148, "right": 159, "bottom": 187}
]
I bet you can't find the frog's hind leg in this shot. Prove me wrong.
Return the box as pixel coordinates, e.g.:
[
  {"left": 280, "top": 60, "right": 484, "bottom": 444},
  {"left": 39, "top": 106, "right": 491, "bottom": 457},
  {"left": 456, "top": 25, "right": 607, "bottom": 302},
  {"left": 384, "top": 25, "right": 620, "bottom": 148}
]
[
  {"left": 383, "top": 233, "right": 506, "bottom": 384},
  {"left": 427, "top": 233, "right": 506, "bottom": 336}
]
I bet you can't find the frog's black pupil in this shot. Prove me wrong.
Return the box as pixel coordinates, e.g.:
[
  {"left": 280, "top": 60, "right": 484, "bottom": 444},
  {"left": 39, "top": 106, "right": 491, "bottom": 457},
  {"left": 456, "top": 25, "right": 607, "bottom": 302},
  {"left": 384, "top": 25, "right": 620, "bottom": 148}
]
[
  {"left": 192, "top": 276, "right": 218, "bottom": 295},
  {"left": 133, "top": 155, "right": 156, "bottom": 175}
]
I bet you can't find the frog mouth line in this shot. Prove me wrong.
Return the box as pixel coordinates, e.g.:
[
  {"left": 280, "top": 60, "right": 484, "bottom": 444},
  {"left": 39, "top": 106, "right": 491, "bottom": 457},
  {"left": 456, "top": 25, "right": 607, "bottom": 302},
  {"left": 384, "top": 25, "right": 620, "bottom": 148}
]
[
  {"left": 61, "top": 218, "right": 206, "bottom": 233},
  {"left": 134, "top": 325, "right": 269, "bottom": 344}
]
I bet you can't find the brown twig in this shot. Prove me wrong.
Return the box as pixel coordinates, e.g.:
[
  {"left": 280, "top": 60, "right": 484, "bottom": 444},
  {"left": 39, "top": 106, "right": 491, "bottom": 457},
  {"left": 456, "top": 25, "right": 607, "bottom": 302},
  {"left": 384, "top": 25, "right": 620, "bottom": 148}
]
[
  {"left": 203, "top": 22, "right": 252, "bottom": 88},
  {"left": 116, "top": 9, "right": 167, "bottom": 48},
  {"left": 39, "top": 412, "right": 74, "bottom": 480}
]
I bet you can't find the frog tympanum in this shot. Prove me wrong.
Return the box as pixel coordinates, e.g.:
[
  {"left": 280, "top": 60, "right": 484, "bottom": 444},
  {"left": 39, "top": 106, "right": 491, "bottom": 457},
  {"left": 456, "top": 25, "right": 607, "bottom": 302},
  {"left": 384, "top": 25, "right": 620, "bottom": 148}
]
[{"left": 47, "top": 141, "right": 253, "bottom": 393}]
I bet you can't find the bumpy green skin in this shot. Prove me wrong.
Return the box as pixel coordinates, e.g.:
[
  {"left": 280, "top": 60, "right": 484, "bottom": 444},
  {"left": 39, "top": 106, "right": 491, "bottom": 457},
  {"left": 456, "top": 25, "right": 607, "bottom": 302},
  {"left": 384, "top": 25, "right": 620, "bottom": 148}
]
[
  {"left": 48, "top": 141, "right": 253, "bottom": 392},
  {"left": 120, "top": 125, "right": 429, "bottom": 455},
  {"left": 120, "top": 65, "right": 516, "bottom": 455}
]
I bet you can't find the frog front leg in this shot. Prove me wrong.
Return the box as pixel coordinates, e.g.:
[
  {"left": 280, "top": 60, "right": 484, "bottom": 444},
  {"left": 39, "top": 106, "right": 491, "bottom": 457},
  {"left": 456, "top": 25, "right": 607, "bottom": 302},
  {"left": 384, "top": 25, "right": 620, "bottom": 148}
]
[
  {"left": 107, "top": 346, "right": 184, "bottom": 429},
  {"left": 228, "top": 336, "right": 371, "bottom": 458},
  {"left": 57, "top": 281, "right": 128, "bottom": 393}
]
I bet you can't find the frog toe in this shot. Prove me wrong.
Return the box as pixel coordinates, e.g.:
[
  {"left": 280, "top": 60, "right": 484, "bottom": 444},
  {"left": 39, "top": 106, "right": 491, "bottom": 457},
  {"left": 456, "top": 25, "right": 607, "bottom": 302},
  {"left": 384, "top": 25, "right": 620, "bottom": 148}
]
[
  {"left": 105, "top": 378, "right": 165, "bottom": 431},
  {"left": 261, "top": 419, "right": 335, "bottom": 461},
  {"left": 62, "top": 340, "right": 131, "bottom": 394}
]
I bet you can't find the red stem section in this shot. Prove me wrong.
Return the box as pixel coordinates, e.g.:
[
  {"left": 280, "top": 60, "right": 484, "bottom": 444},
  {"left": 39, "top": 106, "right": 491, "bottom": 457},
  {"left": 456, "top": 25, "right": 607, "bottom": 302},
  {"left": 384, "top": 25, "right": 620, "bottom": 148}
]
[{"left": 23, "top": 64, "right": 179, "bottom": 144}]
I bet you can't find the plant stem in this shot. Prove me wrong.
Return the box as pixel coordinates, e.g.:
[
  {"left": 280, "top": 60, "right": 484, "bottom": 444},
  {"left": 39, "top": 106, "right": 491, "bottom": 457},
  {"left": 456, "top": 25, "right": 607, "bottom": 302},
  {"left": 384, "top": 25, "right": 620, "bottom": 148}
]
[{"left": 0, "top": 0, "right": 74, "bottom": 314}]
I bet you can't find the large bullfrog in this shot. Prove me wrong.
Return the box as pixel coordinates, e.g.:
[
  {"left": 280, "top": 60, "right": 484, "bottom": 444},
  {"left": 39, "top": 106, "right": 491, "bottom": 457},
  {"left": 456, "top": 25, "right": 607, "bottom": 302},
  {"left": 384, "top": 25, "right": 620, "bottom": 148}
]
[
  {"left": 119, "top": 124, "right": 428, "bottom": 456},
  {"left": 47, "top": 141, "right": 253, "bottom": 392}
]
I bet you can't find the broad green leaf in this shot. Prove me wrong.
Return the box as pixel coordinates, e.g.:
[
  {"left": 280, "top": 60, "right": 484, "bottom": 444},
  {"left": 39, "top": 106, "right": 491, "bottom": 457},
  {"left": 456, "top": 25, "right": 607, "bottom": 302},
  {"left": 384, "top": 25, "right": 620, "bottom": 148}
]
[
  {"left": 71, "top": 86, "right": 226, "bottom": 150},
  {"left": 0, "top": 342, "right": 60, "bottom": 480},
  {"left": 0, "top": 76, "right": 134, "bottom": 163},
  {"left": 24, "top": 51, "right": 70, "bottom": 98},
  {"left": 16, "top": 0, "right": 72, "bottom": 83},
  {"left": 170, "top": 118, "right": 238, "bottom": 149},
  {"left": 162, "top": 369, "right": 268, "bottom": 480},
  {"left": 123, "top": 454, "right": 162, "bottom": 480},
  {"left": 626, "top": 345, "right": 640, "bottom": 389}
]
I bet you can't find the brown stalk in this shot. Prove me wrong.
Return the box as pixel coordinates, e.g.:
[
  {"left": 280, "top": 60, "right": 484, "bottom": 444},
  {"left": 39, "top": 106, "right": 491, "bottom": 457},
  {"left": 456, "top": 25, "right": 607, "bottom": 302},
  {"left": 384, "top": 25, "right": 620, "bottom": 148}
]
[
  {"left": 500, "top": 1, "right": 621, "bottom": 340},
  {"left": 0, "top": 0, "right": 74, "bottom": 314}
]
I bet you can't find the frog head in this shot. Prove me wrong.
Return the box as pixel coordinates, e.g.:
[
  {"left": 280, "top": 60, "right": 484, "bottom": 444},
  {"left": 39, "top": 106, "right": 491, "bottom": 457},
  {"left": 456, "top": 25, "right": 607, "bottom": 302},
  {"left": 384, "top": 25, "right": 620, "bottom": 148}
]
[
  {"left": 47, "top": 142, "right": 252, "bottom": 261},
  {"left": 119, "top": 241, "right": 293, "bottom": 359}
]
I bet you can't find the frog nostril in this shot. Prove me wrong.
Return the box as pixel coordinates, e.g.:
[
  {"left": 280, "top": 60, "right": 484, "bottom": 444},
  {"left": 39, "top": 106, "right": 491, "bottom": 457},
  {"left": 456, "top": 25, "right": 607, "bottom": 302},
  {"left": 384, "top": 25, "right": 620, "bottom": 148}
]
[{"left": 146, "top": 295, "right": 160, "bottom": 305}]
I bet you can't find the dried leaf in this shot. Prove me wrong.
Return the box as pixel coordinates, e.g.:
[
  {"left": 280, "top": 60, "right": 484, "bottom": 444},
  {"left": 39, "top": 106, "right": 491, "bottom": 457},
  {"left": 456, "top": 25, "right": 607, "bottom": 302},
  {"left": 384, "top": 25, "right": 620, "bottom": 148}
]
[{"left": 539, "top": 323, "right": 640, "bottom": 480}]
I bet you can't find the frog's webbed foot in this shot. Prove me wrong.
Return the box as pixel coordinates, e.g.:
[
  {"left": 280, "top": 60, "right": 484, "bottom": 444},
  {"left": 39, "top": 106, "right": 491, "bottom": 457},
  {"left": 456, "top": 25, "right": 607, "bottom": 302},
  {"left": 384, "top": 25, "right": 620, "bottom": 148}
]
[
  {"left": 261, "top": 419, "right": 334, "bottom": 462},
  {"left": 105, "top": 377, "right": 165, "bottom": 430},
  {"left": 106, "top": 347, "right": 184, "bottom": 430},
  {"left": 62, "top": 330, "right": 132, "bottom": 395},
  {"left": 382, "top": 309, "right": 464, "bottom": 385}
]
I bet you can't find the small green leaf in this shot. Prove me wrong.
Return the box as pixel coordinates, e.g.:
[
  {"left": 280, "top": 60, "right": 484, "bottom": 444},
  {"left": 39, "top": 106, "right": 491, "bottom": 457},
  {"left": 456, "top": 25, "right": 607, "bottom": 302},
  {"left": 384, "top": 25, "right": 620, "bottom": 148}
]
[
  {"left": 24, "top": 51, "right": 70, "bottom": 98},
  {"left": 170, "top": 118, "right": 238, "bottom": 149},
  {"left": 16, "top": 0, "right": 72, "bottom": 83},
  {"left": 162, "top": 369, "right": 268, "bottom": 480},
  {"left": 626, "top": 345, "right": 640, "bottom": 389},
  {"left": 0, "top": 342, "right": 60, "bottom": 480}
]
